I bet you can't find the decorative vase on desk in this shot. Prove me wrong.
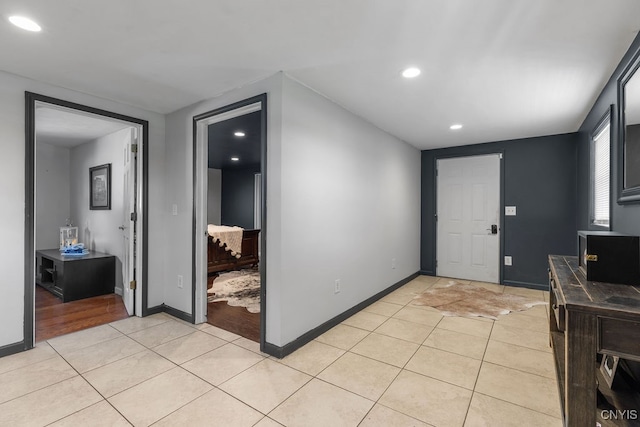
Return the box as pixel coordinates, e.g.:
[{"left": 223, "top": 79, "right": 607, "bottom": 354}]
[{"left": 59, "top": 226, "right": 78, "bottom": 250}]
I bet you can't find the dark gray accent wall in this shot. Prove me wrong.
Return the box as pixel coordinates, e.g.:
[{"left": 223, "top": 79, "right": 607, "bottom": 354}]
[
  {"left": 221, "top": 166, "right": 260, "bottom": 229},
  {"left": 577, "top": 33, "right": 640, "bottom": 234},
  {"left": 576, "top": 32, "right": 640, "bottom": 380},
  {"left": 421, "top": 133, "right": 578, "bottom": 288}
]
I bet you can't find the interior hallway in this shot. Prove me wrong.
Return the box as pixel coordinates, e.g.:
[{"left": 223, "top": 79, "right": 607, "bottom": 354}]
[{"left": 0, "top": 275, "right": 560, "bottom": 426}]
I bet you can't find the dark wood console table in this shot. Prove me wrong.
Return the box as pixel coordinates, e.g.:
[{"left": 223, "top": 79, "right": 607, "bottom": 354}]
[
  {"left": 36, "top": 249, "right": 115, "bottom": 302},
  {"left": 548, "top": 255, "right": 640, "bottom": 427}
]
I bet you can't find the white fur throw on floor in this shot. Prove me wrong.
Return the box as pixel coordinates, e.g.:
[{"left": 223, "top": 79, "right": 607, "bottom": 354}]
[
  {"left": 208, "top": 269, "right": 260, "bottom": 313},
  {"left": 412, "top": 281, "right": 546, "bottom": 319}
]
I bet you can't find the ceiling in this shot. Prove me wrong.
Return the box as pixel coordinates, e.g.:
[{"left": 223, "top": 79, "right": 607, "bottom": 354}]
[
  {"left": 3, "top": 1, "right": 640, "bottom": 150},
  {"left": 35, "top": 103, "right": 259, "bottom": 167},
  {"left": 208, "top": 111, "right": 261, "bottom": 170},
  {"left": 36, "top": 106, "right": 132, "bottom": 147}
]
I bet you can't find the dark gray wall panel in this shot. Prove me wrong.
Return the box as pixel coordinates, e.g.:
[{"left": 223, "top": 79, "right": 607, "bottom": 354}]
[
  {"left": 575, "top": 32, "right": 640, "bottom": 379},
  {"left": 577, "top": 33, "right": 640, "bottom": 234},
  {"left": 221, "top": 167, "right": 259, "bottom": 229},
  {"left": 421, "top": 133, "right": 578, "bottom": 287}
]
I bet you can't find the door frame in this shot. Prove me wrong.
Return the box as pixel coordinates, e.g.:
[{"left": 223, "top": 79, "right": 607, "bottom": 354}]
[
  {"left": 192, "top": 94, "right": 267, "bottom": 350},
  {"left": 24, "top": 92, "right": 150, "bottom": 349},
  {"left": 434, "top": 152, "right": 505, "bottom": 284}
]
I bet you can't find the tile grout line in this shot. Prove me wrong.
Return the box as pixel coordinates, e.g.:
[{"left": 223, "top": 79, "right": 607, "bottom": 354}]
[
  {"left": 479, "top": 360, "right": 558, "bottom": 382},
  {"left": 138, "top": 365, "right": 217, "bottom": 426},
  {"left": 44, "top": 338, "right": 134, "bottom": 426},
  {"left": 269, "top": 290, "right": 430, "bottom": 425},
  {"left": 0, "top": 358, "right": 79, "bottom": 411},
  {"left": 318, "top": 280, "right": 453, "bottom": 424},
  {"left": 77, "top": 331, "right": 184, "bottom": 426},
  {"left": 469, "top": 390, "right": 564, "bottom": 421},
  {"left": 179, "top": 343, "right": 266, "bottom": 389},
  {"left": 356, "top": 315, "right": 449, "bottom": 425},
  {"left": 277, "top": 311, "right": 556, "bottom": 424},
  {"left": 460, "top": 318, "right": 495, "bottom": 427},
  {"left": 3, "top": 326, "right": 127, "bottom": 406},
  {"left": 13, "top": 278, "right": 555, "bottom": 426},
  {"left": 375, "top": 319, "right": 441, "bottom": 414},
  {"left": 0, "top": 344, "right": 58, "bottom": 377},
  {"left": 45, "top": 317, "right": 225, "bottom": 426},
  {"left": 88, "top": 317, "right": 249, "bottom": 425}
]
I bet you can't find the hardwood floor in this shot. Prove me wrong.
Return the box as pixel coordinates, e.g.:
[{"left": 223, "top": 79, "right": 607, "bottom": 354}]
[
  {"left": 206, "top": 301, "right": 260, "bottom": 342},
  {"left": 35, "top": 285, "right": 129, "bottom": 342},
  {"left": 36, "top": 280, "right": 260, "bottom": 343}
]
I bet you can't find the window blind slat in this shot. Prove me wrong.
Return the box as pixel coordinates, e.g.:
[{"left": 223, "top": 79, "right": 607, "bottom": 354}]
[{"left": 593, "top": 122, "right": 610, "bottom": 227}]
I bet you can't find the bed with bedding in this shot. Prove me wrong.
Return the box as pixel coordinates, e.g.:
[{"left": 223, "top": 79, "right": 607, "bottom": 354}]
[{"left": 207, "top": 225, "right": 260, "bottom": 280}]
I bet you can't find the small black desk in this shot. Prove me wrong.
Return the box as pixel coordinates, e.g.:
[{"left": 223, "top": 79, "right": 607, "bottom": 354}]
[{"left": 36, "top": 249, "right": 115, "bottom": 302}]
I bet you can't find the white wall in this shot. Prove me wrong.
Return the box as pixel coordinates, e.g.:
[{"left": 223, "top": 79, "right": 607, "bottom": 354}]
[
  {"left": 207, "top": 168, "right": 222, "bottom": 225},
  {"left": 163, "top": 72, "right": 420, "bottom": 348},
  {"left": 70, "top": 129, "right": 130, "bottom": 293},
  {"left": 0, "top": 70, "right": 165, "bottom": 350},
  {"left": 277, "top": 76, "right": 421, "bottom": 344},
  {"left": 35, "top": 143, "right": 71, "bottom": 250},
  {"left": 2, "top": 67, "right": 420, "bottom": 352}
]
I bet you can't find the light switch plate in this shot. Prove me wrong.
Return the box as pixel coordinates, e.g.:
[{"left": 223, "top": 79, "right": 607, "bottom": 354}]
[
  {"left": 504, "top": 256, "right": 512, "bottom": 266},
  {"left": 505, "top": 206, "right": 516, "bottom": 216}
]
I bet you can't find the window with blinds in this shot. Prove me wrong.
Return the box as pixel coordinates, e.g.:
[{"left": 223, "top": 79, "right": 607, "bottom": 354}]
[{"left": 592, "top": 119, "right": 610, "bottom": 227}]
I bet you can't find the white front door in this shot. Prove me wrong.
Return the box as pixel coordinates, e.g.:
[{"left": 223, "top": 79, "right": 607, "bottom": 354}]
[
  {"left": 436, "top": 154, "right": 500, "bottom": 283},
  {"left": 121, "top": 128, "right": 137, "bottom": 315}
]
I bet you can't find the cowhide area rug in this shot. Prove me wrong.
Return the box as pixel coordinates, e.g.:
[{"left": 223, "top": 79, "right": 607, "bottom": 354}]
[
  {"left": 411, "top": 281, "right": 545, "bottom": 319},
  {"left": 207, "top": 269, "right": 260, "bottom": 313}
]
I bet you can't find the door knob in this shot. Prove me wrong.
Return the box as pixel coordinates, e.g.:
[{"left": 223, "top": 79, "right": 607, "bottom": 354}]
[
  {"left": 118, "top": 225, "right": 126, "bottom": 230},
  {"left": 486, "top": 224, "right": 498, "bottom": 234}
]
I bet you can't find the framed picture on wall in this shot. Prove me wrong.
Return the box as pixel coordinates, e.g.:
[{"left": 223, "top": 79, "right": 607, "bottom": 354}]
[{"left": 90, "top": 163, "right": 111, "bottom": 210}]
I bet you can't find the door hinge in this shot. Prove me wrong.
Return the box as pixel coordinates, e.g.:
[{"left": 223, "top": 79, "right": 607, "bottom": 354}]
[
  {"left": 129, "top": 280, "right": 137, "bottom": 290},
  {"left": 131, "top": 144, "right": 138, "bottom": 153},
  {"left": 130, "top": 212, "right": 137, "bottom": 221},
  {"left": 435, "top": 260, "right": 438, "bottom": 267},
  {"left": 434, "top": 214, "right": 438, "bottom": 221}
]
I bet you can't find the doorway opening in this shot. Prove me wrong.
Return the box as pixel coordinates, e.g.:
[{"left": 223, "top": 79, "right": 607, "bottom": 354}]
[
  {"left": 193, "top": 95, "right": 267, "bottom": 348},
  {"left": 436, "top": 153, "right": 503, "bottom": 284},
  {"left": 25, "top": 93, "right": 149, "bottom": 346}
]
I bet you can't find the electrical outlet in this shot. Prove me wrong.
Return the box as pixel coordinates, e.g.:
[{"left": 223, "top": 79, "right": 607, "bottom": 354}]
[
  {"left": 504, "top": 256, "right": 512, "bottom": 266},
  {"left": 177, "top": 275, "right": 183, "bottom": 288},
  {"left": 505, "top": 206, "right": 517, "bottom": 216},
  {"left": 392, "top": 258, "right": 396, "bottom": 269},
  {"left": 172, "top": 204, "right": 178, "bottom": 216},
  {"left": 334, "top": 279, "right": 341, "bottom": 294}
]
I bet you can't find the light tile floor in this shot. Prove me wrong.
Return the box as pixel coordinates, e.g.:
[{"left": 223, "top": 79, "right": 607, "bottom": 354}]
[{"left": 0, "top": 276, "right": 562, "bottom": 426}]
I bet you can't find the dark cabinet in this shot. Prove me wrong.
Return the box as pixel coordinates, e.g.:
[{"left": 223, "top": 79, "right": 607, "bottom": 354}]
[
  {"left": 548, "top": 255, "right": 640, "bottom": 427},
  {"left": 36, "top": 249, "right": 115, "bottom": 302}
]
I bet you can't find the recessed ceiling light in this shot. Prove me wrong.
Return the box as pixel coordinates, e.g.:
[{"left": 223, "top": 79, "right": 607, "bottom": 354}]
[
  {"left": 231, "top": 157, "right": 240, "bottom": 161},
  {"left": 402, "top": 67, "right": 421, "bottom": 78},
  {"left": 234, "top": 131, "right": 245, "bottom": 137},
  {"left": 449, "top": 124, "right": 463, "bottom": 130},
  {"left": 8, "top": 16, "right": 41, "bottom": 32}
]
